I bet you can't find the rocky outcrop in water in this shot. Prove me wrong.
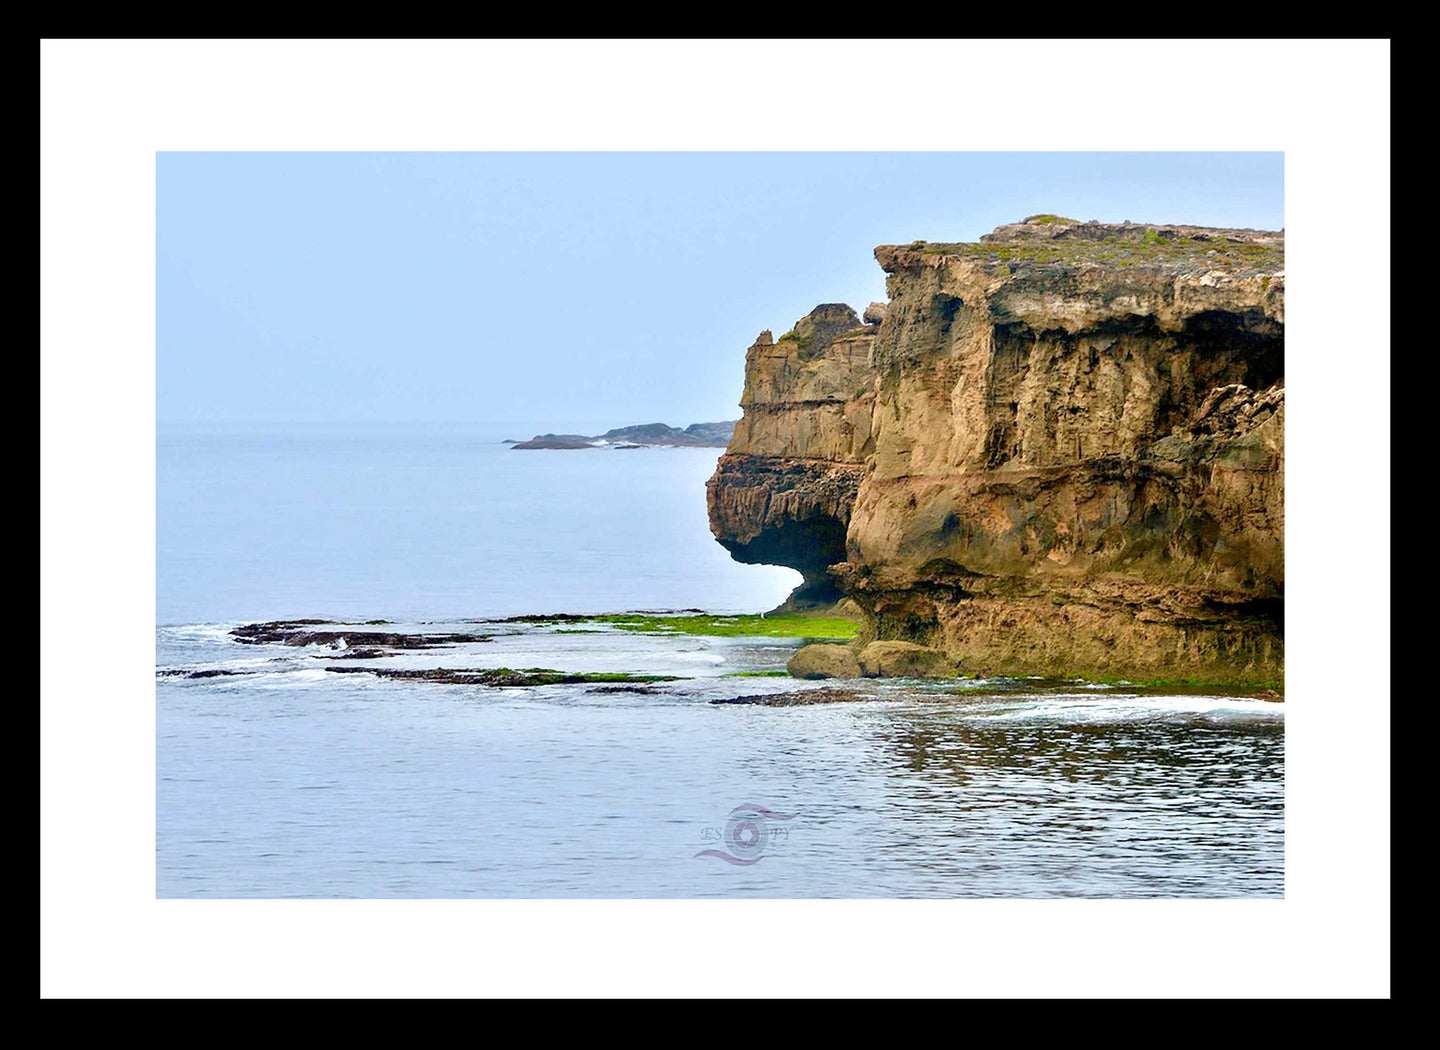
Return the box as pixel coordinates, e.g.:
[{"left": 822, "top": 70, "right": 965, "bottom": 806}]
[
  {"left": 709, "top": 217, "right": 1285, "bottom": 685},
  {"left": 786, "top": 643, "right": 863, "bottom": 679},
  {"left": 709, "top": 686, "right": 865, "bottom": 706},
  {"left": 231, "top": 621, "right": 494, "bottom": 648}
]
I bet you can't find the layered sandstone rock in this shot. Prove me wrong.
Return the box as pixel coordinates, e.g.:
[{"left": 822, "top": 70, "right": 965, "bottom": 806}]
[
  {"left": 709, "top": 217, "right": 1285, "bottom": 685},
  {"left": 786, "top": 643, "right": 863, "bottom": 680},
  {"left": 855, "top": 640, "right": 956, "bottom": 679},
  {"left": 706, "top": 305, "right": 878, "bottom": 608}
]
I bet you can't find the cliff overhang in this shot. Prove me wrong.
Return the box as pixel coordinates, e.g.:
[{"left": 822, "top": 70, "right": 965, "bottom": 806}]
[{"left": 707, "top": 218, "right": 1284, "bottom": 684}]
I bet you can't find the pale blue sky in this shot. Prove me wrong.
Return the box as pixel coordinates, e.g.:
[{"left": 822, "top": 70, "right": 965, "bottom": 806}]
[{"left": 158, "top": 152, "right": 1283, "bottom": 428}]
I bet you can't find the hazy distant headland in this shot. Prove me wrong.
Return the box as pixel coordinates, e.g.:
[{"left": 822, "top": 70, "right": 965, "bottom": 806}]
[{"left": 509, "top": 420, "right": 736, "bottom": 450}]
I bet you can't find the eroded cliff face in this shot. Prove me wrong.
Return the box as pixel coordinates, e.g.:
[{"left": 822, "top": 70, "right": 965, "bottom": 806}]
[
  {"left": 709, "top": 218, "right": 1285, "bottom": 685},
  {"left": 706, "top": 304, "right": 877, "bottom": 607}
]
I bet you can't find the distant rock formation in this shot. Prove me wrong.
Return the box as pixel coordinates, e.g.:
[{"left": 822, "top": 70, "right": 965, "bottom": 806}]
[
  {"left": 708, "top": 217, "right": 1284, "bottom": 685},
  {"left": 512, "top": 420, "right": 736, "bottom": 450},
  {"left": 680, "top": 420, "right": 739, "bottom": 444},
  {"left": 511, "top": 434, "right": 596, "bottom": 450}
]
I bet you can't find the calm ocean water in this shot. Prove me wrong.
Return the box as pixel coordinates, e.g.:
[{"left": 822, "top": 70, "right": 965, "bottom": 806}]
[{"left": 157, "top": 424, "right": 1283, "bottom": 898}]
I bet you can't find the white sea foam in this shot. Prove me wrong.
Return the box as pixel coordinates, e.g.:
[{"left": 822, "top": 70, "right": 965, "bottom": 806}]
[
  {"left": 162, "top": 623, "right": 240, "bottom": 644},
  {"left": 671, "top": 650, "right": 726, "bottom": 665},
  {"left": 965, "top": 692, "right": 1282, "bottom": 723}
]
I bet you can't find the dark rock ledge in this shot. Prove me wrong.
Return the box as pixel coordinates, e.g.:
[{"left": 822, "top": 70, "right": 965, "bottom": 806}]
[
  {"left": 709, "top": 687, "right": 866, "bottom": 706},
  {"left": 323, "top": 666, "right": 682, "bottom": 688},
  {"left": 230, "top": 621, "right": 493, "bottom": 649}
]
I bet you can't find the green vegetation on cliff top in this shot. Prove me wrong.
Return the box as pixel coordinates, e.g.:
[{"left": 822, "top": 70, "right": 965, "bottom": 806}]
[
  {"left": 775, "top": 329, "right": 811, "bottom": 353},
  {"left": 907, "top": 233, "right": 1283, "bottom": 275}
]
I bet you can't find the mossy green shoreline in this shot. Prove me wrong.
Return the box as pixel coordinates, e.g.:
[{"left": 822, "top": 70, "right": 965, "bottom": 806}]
[
  {"left": 598, "top": 613, "right": 859, "bottom": 638},
  {"left": 508, "top": 612, "right": 861, "bottom": 640},
  {"left": 487, "top": 613, "right": 1278, "bottom": 695}
]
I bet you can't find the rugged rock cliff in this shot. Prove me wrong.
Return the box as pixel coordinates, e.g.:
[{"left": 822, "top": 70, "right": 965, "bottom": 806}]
[
  {"left": 706, "top": 304, "right": 878, "bottom": 607},
  {"left": 709, "top": 217, "right": 1284, "bottom": 685}
]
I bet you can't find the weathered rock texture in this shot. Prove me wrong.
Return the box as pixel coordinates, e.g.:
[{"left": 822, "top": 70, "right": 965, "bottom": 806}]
[
  {"left": 706, "top": 304, "right": 879, "bottom": 608},
  {"left": 710, "top": 218, "right": 1285, "bottom": 685},
  {"left": 786, "top": 643, "right": 863, "bottom": 680},
  {"left": 856, "top": 640, "right": 957, "bottom": 679}
]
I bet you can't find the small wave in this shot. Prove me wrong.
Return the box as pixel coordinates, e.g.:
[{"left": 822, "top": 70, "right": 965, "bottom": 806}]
[
  {"left": 160, "top": 623, "right": 241, "bottom": 644},
  {"left": 671, "top": 651, "right": 725, "bottom": 665},
  {"left": 249, "top": 668, "right": 334, "bottom": 688},
  {"left": 967, "top": 692, "right": 1283, "bottom": 723}
]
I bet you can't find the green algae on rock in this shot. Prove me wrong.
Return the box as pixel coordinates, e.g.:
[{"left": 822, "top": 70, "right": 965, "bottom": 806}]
[{"left": 541, "top": 612, "right": 861, "bottom": 639}]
